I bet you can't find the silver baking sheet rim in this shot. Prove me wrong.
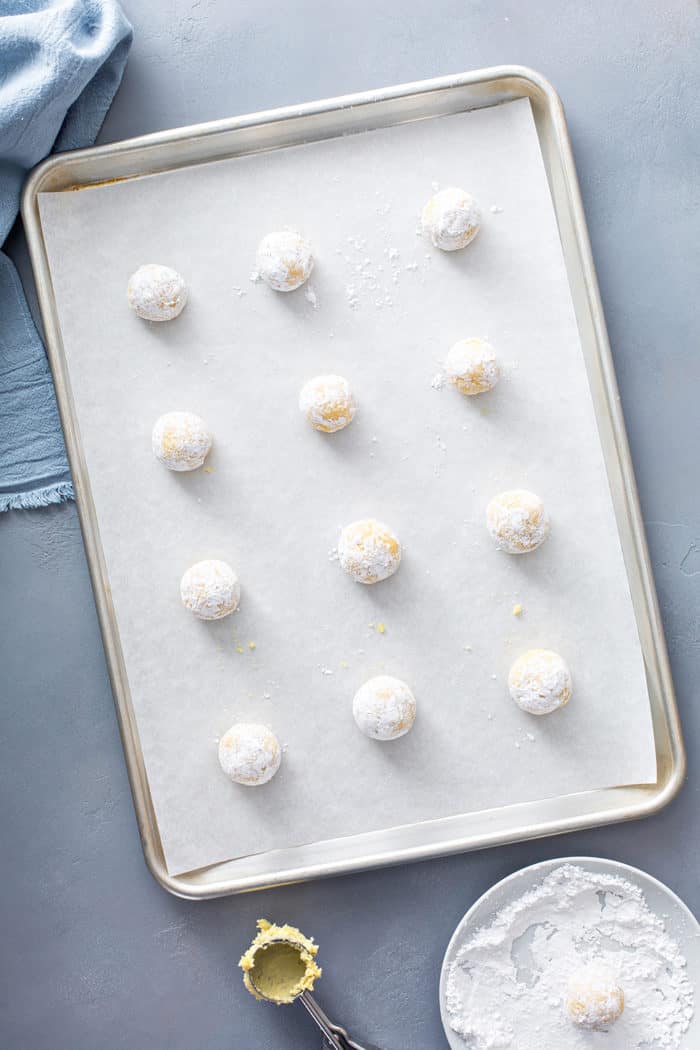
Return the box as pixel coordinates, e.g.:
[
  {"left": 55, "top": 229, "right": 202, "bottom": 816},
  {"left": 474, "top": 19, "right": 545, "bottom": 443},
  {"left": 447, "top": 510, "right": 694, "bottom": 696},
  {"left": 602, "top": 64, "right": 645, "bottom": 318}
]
[{"left": 22, "top": 66, "right": 685, "bottom": 899}]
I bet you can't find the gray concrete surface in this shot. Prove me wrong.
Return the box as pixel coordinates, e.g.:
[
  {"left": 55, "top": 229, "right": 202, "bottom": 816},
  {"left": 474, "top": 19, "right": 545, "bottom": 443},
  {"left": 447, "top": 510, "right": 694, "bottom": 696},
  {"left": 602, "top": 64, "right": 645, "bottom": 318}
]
[{"left": 2, "top": 2, "right": 699, "bottom": 1047}]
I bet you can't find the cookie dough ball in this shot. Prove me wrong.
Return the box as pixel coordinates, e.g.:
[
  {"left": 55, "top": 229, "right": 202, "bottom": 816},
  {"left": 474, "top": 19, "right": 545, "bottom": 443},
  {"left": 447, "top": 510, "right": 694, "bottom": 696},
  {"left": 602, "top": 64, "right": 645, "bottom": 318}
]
[
  {"left": 218, "top": 723, "right": 282, "bottom": 785},
  {"left": 127, "top": 263, "right": 188, "bottom": 321},
  {"left": 421, "top": 187, "right": 481, "bottom": 251},
  {"left": 565, "top": 965, "right": 624, "bottom": 1030},
  {"left": 299, "top": 375, "right": 357, "bottom": 433},
  {"left": 180, "top": 560, "right": 240, "bottom": 620},
  {"left": 152, "top": 411, "right": 212, "bottom": 471},
  {"left": 353, "top": 676, "right": 417, "bottom": 740},
  {"left": 256, "top": 230, "right": 314, "bottom": 291},
  {"left": 446, "top": 338, "right": 500, "bottom": 395},
  {"left": 508, "top": 649, "right": 572, "bottom": 715},
  {"left": 338, "top": 519, "right": 401, "bottom": 585},
  {"left": 486, "top": 489, "right": 550, "bottom": 554}
]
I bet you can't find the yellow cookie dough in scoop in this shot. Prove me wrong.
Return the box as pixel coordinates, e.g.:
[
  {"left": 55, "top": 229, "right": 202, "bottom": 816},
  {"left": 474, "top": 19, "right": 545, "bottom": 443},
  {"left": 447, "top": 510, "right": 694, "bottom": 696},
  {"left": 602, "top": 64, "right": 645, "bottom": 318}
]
[{"left": 240, "top": 920, "right": 321, "bottom": 1004}]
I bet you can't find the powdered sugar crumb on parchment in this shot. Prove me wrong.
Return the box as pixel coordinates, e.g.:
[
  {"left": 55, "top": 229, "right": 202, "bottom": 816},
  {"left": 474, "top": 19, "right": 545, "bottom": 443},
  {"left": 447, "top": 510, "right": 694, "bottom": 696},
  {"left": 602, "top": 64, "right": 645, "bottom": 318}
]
[{"left": 337, "top": 228, "right": 427, "bottom": 309}]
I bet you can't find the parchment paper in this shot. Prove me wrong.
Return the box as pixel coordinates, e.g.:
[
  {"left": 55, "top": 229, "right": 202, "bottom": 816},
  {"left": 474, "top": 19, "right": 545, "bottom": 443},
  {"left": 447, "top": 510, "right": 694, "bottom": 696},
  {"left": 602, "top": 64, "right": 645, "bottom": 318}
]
[{"left": 38, "top": 98, "right": 657, "bottom": 875}]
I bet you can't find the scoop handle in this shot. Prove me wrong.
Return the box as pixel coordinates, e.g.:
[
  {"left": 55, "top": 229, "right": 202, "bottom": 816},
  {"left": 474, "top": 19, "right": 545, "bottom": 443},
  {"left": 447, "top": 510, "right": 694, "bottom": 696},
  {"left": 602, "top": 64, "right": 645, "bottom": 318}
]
[
  {"left": 298, "top": 990, "right": 379, "bottom": 1050},
  {"left": 298, "top": 991, "right": 346, "bottom": 1048}
]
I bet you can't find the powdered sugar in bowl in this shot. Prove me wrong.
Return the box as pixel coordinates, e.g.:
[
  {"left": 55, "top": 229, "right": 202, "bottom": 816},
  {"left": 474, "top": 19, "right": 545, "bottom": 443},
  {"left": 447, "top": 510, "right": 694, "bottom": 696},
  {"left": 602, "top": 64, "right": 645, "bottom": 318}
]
[{"left": 440, "top": 858, "right": 698, "bottom": 1050}]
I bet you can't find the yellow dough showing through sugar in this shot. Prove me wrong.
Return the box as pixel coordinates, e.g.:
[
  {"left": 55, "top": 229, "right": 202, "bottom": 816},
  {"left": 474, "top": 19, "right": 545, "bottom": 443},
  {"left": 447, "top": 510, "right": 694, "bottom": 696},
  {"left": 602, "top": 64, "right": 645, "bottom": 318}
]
[
  {"left": 352, "top": 675, "right": 417, "bottom": 740},
  {"left": 508, "top": 649, "right": 572, "bottom": 715},
  {"left": 180, "top": 559, "right": 240, "bottom": 620},
  {"left": 421, "top": 187, "right": 482, "bottom": 251},
  {"left": 565, "top": 964, "right": 624, "bottom": 1030},
  {"left": 445, "top": 338, "right": 500, "bottom": 395},
  {"left": 338, "top": 518, "right": 402, "bottom": 584},
  {"left": 256, "top": 230, "right": 314, "bottom": 292},
  {"left": 218, "top": 723, "right": 281, "bottom": 786},
  {"left": 152, "top": 411, "right": 212, "bottom": 471},
  {"left": 486, "top": 489, "right": 550, "bottom": 554},
  {"left": 299, "top": 375, "right": 357, "bottom": 432},
  {"left": 127, "top": 263, "right": 188, "bottom": 321}
]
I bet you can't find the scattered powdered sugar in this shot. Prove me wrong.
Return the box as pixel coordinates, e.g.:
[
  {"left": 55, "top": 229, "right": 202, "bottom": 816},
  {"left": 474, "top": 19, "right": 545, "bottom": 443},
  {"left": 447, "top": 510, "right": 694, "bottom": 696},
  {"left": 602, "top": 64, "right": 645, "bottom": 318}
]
[
  {"left": 490, "top": 204, "right": 504, "bottom": 214},
  {"left": 445, "top": 864, "right": 694, "bottom": 1050},
  {"left": 304, "top": 285, "right": 318, "bottom": 309},
  {"left": 249, "top": 269, "right": 262, "bottom": 283},
  {"left": 335, "top": 222, "right": 427, "bottom": 309},
  {"left": 431, "top": 371, "right": 446, "bottom": 390},
  {"left": 375, "top": 192, "right": 392, "bottom": 216}
]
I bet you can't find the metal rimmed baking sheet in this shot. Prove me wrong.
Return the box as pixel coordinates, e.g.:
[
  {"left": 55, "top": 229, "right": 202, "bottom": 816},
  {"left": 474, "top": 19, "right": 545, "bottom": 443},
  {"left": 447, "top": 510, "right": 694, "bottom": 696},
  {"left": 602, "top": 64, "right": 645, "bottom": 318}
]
[{"left": 22, "top": 68, "right": 684, "bottom": 897}]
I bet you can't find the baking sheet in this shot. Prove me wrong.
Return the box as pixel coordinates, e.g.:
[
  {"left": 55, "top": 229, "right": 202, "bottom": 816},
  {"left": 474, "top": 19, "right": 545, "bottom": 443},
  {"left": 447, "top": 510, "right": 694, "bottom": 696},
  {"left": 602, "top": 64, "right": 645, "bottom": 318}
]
[{"left": 38, "top": 98, "right": 657, "bottom": 876}]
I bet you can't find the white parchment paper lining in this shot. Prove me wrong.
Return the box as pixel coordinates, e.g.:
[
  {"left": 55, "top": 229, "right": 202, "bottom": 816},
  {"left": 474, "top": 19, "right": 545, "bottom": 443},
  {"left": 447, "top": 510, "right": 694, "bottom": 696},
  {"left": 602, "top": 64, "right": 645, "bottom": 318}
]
[{"left": 38, "top": 99, "right": 657, "bottom": 875}]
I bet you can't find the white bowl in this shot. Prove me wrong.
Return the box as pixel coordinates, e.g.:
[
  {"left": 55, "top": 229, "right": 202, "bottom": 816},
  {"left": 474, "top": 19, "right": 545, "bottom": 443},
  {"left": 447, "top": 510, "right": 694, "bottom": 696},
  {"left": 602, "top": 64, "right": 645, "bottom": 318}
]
[{"left": 439, "top": 856, "right": 699, "bottom": 1049}]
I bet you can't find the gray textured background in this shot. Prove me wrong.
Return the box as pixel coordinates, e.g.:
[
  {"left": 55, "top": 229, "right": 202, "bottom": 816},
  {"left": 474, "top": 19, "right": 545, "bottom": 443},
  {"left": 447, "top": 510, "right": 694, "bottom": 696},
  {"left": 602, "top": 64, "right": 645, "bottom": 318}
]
[{"left": 1, "top": 3, "right": 698, "bottom": 1048}]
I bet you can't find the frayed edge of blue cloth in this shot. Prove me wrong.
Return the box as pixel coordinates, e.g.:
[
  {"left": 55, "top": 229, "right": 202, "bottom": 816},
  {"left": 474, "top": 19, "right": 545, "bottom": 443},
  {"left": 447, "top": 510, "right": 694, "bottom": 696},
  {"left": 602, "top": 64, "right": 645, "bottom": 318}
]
[{"left": 0, "top": 480, "right": 74, "bottom": 512}]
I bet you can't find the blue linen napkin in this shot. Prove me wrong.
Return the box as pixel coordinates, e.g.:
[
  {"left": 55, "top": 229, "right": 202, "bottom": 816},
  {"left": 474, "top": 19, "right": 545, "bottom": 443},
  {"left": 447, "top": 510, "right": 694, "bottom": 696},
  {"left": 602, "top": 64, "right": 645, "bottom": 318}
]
[{"left": 0, "top": 0, "right": 132, "bottom": 511}]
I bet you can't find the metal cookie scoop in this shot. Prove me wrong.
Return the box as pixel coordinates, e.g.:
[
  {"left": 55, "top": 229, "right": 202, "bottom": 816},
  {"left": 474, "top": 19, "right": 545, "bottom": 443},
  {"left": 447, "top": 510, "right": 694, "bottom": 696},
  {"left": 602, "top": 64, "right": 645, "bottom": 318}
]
[
  {"left": 245, "top": 935, "right": 381, "bottom": 1050},
  {"left": 296, "top": 987, "right": 381, "bottom": 1050}
]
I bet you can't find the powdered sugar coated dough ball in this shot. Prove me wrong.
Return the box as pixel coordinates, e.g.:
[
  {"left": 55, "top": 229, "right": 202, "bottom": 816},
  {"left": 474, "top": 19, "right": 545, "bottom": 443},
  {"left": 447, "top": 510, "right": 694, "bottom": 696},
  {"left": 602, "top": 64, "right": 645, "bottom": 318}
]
[
  {"left": 299, "top": 375, "right": 357, "bottom": 433},
  {"left": 486, "top": 489, "right": 550, "bottom": 554},
  {"left": 127, "top": 264, "right": 188, "bottom": 321},
  {"left": 446, "top": 338, "right": 500, "bottom": 395},
  {"left": 256, "top": 230, "right": 314, "bottom": 291},
  {"left": 218, "top": 723, "right": 282, "bottom": 785},
  {"left": 152, "top": 411, "right": 212, "bottom": 471},
  {"left": 180, "top": 560, "right": 240, "bottom": 620},
  {"left": 508, "top": 649, "right": 572, "bottom": 715},
  {"left": 421, "top": 187, "right": 481, "bottom": 251},
  {"left": 353, "top": 676, "right": 417, "bottom": 740},
  {"left": 338, "top": 519, "right": 401, "bottom": 584},
  {"left": 565, "top": 964, "right": 624, "bottom": 1029}
]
